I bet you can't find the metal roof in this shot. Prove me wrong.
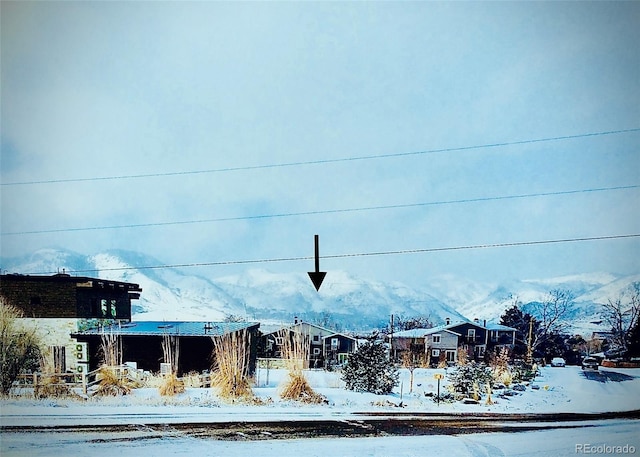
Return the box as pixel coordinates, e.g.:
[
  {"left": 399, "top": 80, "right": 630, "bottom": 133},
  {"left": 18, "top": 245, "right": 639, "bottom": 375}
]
[{"left": 73, "top": 321, "right": 259, "bottom": 337}]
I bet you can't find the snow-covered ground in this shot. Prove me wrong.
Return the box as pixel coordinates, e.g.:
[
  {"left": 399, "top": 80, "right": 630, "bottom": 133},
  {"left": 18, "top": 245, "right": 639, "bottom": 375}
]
[
  {"left": 2, "top": 366, "right": 639, "bottom": 427},
  {"left": 2, "top": 366, "right": 640, "bottom": 457}
]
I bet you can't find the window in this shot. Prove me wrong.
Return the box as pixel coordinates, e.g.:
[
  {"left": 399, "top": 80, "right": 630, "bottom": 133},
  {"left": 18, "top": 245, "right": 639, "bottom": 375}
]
[
  {"left": 313, "top": 348, "right": 321, "bottom": 355},
  {"left": 431, "top": 349, "right": 440, "bottom": 357},
  {"left": 432, "top": 334, "right": 441, "bottom": 343},
  {"left": 313, "top": 335, "right": 320, "bottom": 342},
  {"left": 331, "top": 338, "right": 339, "bottom": 350},
  {"left": 110, "top": 300, "right": 117, "bottom": 317},
  {"left": 101, "top": 299, "right": 108, "bottom": 317},
  {"left": 467, "top": 329, "right": 476, "bottom": 341},
  {"left": 275, "top": 337, "right": 284, "bottom": 346},
  {"left": 446, "top": 350, "right": 456, "bottom": 362}
]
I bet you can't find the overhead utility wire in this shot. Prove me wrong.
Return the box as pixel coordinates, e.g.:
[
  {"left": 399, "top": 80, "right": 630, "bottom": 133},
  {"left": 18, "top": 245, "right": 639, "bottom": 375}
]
[
  {"left": 3, "top": 128, "right": 638, "bottom": 186},
  {"left": 3, "top": 184, "right": 638, "bottom": 236},
  {"left": 27, "top": 233, "right": 640, "bottom": 275}
]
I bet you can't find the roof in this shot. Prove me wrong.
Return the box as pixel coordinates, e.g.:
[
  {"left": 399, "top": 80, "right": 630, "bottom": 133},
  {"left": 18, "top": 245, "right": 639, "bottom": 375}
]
[
  {"left": 390, "top": 328, "right": 433, "bottom": 338},
  {"left": 72, "top": 321, "right": 259, "bottom": 337},
  {"left": 484, "top": 323, "right": 517, "bottom": 332},
  {"left": 262, "top": 321, "right": 336, "bottom": 337},
  {"left": 0, "top": 273, "right": 142, "bottom": 292},
  {"left": 322, "top": 332, "right": 357, "bottom": 341},
  {"left": 423, "top": 327, "right": 462, "bottom": 336}
]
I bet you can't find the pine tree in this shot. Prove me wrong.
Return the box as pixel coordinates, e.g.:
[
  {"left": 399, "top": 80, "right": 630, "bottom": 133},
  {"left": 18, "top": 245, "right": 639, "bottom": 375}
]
[{"left": 342, "top": 335, "right": 399, "bottom": 394}]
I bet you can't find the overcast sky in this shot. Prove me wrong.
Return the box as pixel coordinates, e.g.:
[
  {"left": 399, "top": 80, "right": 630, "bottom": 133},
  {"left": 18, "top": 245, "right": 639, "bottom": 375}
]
[{"left": 1, "top": 1, "right": 639, "bottom": 288}]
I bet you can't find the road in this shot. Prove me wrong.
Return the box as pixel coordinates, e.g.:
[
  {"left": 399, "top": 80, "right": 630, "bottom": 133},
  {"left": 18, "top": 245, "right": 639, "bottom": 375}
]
[{"left": 2, "top": 413, "right": 639, "bottom": 457}]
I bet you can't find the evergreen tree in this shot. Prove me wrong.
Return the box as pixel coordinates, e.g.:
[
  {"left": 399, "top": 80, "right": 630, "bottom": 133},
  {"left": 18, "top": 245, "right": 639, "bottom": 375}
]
[
  {"left": 499, "top": 303, "right": 535, "bottom": 358},
  {"left": 342, "top": 335, "right": 398, "bottom": 394}
]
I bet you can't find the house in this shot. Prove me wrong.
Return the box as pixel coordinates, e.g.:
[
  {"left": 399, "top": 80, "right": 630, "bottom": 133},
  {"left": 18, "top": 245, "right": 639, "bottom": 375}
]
[
  {"left": 0, "top": 272, "right": 142, "bottom": 372},
  {"left": 424, "top": 327, "right": 461, "bottom": 365},
  {"left": 72, "top": 320, "right": 260, "bottom": 375},
  {"left": 389, "top": 317, "right": 517, "bottom": 366},
  {"left": 389, "top": 328, "right": 431, "bottom": 362},
  {"left": 323, "top": 332, "right": 358, "bottom": 367},
  {"left": 0, "top": 272, "right": 261, "bottom": 377},
  {"left": 261, "top": 318, "right": 356, "bottom": 368}
]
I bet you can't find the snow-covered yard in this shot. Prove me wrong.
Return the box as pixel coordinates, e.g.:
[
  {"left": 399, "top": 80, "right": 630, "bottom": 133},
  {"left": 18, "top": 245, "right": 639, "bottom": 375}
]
[
  {"left": 2, "top": 366, "right": 640, "bottom": 457},
  {"left": 2, "top": 366, "right": 639, "bottom": 427}
]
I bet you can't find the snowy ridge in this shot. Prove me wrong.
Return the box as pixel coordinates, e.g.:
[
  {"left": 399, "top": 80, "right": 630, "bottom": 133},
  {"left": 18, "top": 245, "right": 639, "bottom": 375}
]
[{"left": 1, "top": 248, "right": 638, "bottom": 334}]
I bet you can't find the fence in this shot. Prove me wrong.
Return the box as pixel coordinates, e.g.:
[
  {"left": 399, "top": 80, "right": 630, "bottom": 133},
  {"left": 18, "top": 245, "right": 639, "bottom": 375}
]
[{"left": 12, "top": 365, "right": 215, "bottom": 396}]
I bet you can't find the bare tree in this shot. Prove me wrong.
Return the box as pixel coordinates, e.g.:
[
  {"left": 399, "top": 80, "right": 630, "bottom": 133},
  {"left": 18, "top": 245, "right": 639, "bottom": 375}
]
[
  {"left": 601, "top": 282, "right": 640, "bottom": 355},
  {"left": 529, "top": 289, "right": 574, "bottom": 355}
]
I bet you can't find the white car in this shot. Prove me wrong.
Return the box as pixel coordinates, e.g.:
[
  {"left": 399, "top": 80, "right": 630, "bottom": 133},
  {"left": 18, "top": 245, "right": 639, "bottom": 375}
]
[{"left": 550, "top": 357, "right": 566, "bottom": 367}]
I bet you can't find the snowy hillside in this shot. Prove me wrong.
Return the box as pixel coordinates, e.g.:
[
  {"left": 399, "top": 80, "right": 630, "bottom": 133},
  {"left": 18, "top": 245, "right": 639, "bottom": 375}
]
[
  {"left": 2, "top": 248, "right": 638, "bottom": 334},
  {"left": 0, "top": 249, "right": 465, "bottom": 330}
]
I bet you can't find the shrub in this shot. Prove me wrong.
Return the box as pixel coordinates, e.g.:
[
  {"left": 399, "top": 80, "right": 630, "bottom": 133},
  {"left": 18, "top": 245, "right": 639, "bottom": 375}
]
[
  {"left": 342, "top": 336, "right": 398, "bottom": 395},
  {"left": 0, "top": 300, "right": 41, "bottom": 396},
  {"left": 447, "top": 362, "right": 493, "bottom": 398}
]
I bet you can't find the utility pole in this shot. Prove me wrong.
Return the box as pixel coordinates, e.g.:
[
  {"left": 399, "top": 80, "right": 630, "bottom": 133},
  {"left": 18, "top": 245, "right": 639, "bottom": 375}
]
[
  {"left": 526, "top": 317, "right": 534, "bottom": 365},
  {"left": 389, "top": 314, "right": 394, "bottom": 360}
]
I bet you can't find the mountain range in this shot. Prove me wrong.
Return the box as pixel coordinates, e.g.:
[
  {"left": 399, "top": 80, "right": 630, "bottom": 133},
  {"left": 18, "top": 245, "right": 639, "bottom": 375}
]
[{"left": 2, "top": 248, "right": 638, "bottom": 335}]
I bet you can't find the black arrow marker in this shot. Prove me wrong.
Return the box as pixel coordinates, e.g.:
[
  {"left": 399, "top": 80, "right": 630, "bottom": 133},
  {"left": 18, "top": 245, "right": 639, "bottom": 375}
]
[{"left": 307, "top": 234, "right": 327, "bottom": 291}]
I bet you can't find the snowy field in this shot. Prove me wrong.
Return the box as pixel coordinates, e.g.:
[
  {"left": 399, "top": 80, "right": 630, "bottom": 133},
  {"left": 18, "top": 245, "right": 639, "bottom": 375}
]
[
  {"left": 2, "top": 366, "right": 640, "bottom": 456},
  {"left": 2, "top": 366, "right": 640, "bottom": 426}
]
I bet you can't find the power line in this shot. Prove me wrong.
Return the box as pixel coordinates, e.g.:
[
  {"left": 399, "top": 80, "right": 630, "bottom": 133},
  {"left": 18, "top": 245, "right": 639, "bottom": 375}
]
[
  {"left": 3, "top": 184, "right": 638, "bottom": 236},
  {"left": 25, "top": 233, "right": 640, "bottom": 275},
  {"left": 3, "top": 128, "right": 638, "bottom": 186}
]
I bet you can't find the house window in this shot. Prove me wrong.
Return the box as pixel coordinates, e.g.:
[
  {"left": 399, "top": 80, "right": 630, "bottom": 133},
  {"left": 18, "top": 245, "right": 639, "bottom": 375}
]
[
  {"left": 432, "top": 334, "right": 441, "bottom": 343},
  {"left": 275, "top": 337, "right": 284, "bottom": 346},
  {"left": 431, "top": 349, "right": 440, "bottom": 357},
  {"left": 313, "top": 335, "right": 320, "bottom": 342},
  {"left": 100, "top": 299, "right": 108, "bottom": 317},
  {"left": 313, "top": 348, "right": 321, "bottom": 355},
  {"left": 331, "top": 338, "right": 339, "bottom": 350},
  {"left": 446, "top": 350, "right": 456, "bottom": 362},
  {"left": 467, "top": 329, "right": 476, "bottom": 341},
  {"left": 110, "top": 300, "right": 117, "bottom": 317}
]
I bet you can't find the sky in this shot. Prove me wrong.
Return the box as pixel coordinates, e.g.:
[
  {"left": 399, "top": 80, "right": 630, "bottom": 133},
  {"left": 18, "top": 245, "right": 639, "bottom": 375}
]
[{"left": 1, "top": 1, "right": 639, "bottom": 288}]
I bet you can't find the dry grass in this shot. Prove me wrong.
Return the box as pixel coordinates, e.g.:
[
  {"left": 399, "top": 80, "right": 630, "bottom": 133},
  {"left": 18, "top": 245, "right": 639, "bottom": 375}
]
[
  {"left": 94, "top": 366, "right": 135, "bottom": 397},
  {"left": 34, "top": 348, "right": 75, "bottom": 399},
  {"left": 158, "top": 372, "right": 185, "bottom": 396},
  {"left": 211, "top": 329, "right": 254, "bottom": 401},
  {"left": 279, "top": 330, "right": 327, "bottom": 404}
]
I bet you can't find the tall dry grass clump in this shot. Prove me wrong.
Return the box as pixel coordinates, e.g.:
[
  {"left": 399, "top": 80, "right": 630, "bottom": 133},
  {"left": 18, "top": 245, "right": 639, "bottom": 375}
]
[
  {"left": 211, "top": 329, "right": 253, "bottom": 401},
  {"left": 94, "top": 333, "right": 134, "bottom": 396},
  {"left": 159, "top": 334, "right": 184, "bottom": 396},
  {"left": 34, "top": 348, "right": 75, "bottom": 399},
  {"left": 0, "top": 299, "right": 41, "bottom": 396},
  {"left": 279, "top": 330, "right": 326, "bottom": 404}
]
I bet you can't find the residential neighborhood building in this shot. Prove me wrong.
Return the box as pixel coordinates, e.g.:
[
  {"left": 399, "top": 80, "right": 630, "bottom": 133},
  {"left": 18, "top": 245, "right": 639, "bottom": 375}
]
[
  {"left": 72, "top": 320, "right": 260, "bottom": 375},
  {"left": 261, "top": 319, "right": 358, "bottom": 368},
  {"left": 389, "top": 317, "right": 517, "bottom": 366},
  {"left": 0, "top": 272, "right": 142, "bottom": 372}
]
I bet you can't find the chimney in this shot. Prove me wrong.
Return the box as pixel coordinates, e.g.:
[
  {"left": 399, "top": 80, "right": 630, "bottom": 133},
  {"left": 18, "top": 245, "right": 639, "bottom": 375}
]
[
  {"left": 294, "top": 316, "right": 299, "bottom": 325},
  {"left": 474, "top": 318, "right": 479, "bottom": 324},
  {"left": 445, "top": 317, "right": 450, "bottom": 325},
  {"left": 483, "top": 319, "right": 487, "bottom": 327}
]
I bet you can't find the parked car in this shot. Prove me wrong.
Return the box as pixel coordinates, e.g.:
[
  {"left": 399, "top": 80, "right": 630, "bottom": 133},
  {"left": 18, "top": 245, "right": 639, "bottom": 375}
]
[
  {"left": 550, "top": 357, "right": 566, "bottom": 367},
  {"left": 581, "top": 356, "right": 599, "bottom": 370}
]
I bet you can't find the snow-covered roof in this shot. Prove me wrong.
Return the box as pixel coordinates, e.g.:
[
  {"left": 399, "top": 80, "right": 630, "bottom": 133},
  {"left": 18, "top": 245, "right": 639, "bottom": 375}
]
[
  {"left": 484, "top": 323, "right": 517, "bottom": 331},
  {"left": 73, "top": 321, "right": 259, "bottom": 337},
  {"left": 390, "top": 328, "right": 432, "bottom": 338}
]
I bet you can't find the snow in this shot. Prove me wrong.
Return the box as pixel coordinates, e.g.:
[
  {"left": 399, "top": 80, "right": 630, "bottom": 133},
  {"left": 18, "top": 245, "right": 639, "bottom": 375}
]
[
  {"left": 3, "top": 422, "right": 639, "bottom": 457},
  {"left": 2, "top": 366, "right": 639, "bottom": 428},
  {"left": 2, "top": 366, "right": 640, "bottom": 456}
]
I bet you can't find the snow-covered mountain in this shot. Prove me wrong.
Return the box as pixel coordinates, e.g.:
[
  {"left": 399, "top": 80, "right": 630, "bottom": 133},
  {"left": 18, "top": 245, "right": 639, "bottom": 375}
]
[
  {"left": 2, "top": 248, "right": 638, "bottom": 335},
  {"left": 0, "top": 249, "right": 465, "bottom": 330}
]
